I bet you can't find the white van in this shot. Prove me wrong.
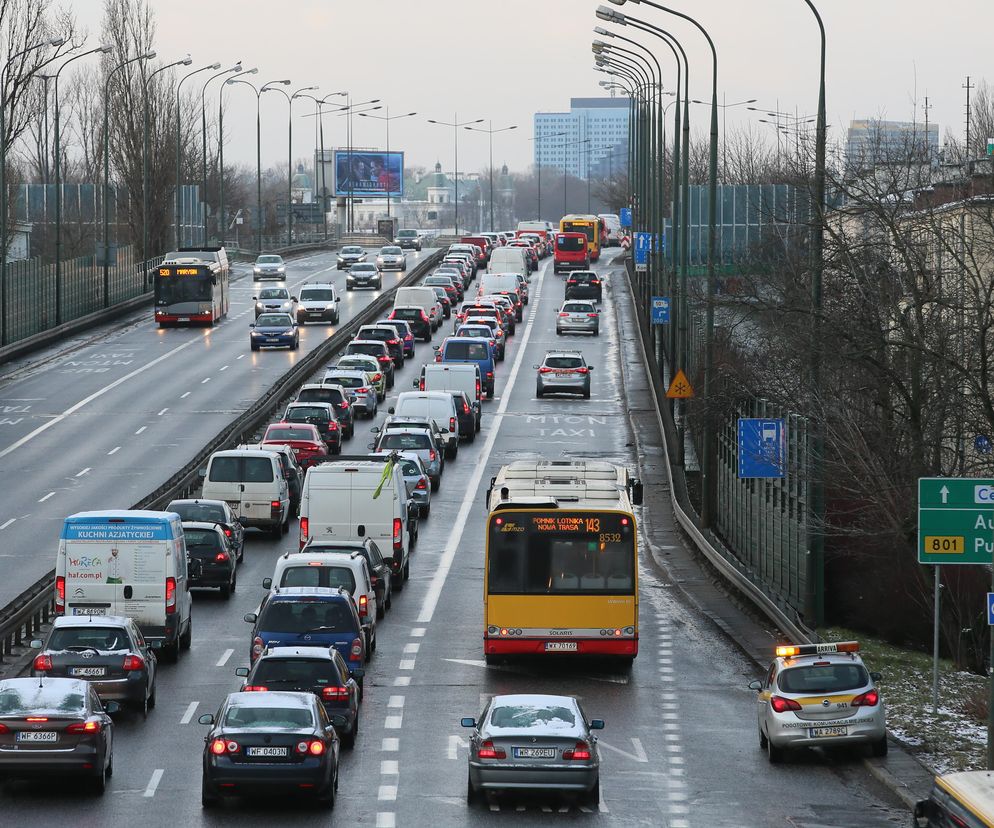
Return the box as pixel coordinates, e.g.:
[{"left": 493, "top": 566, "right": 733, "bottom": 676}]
[
  {"left": 394, "top": 286, "right": 443, "bottom": 331},
  {"left": 389, "top": 391, "right": 460, "bottom": 458},
  {"left": 478, "top": 272, "right": 523, "bottom": 300},
  {"left": 299, "top": 460, "right": 414, "bottom": 587},
  {"left": 56, "top": 510, "right": 193, "bottom": 661},
  {"left": 488, "top": 247, "right": 529, "bottom": 278},
  {"left": 416, "top": 363, "right": 482, "bottom": 407},
  {"left": 201, "top": 448, "right": 290, "bottom": 539}
]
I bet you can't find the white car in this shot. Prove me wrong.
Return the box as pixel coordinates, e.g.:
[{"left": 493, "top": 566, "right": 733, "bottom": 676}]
[
  {"left": 254, "top": 286, "right": 298, "bottom": 319},
  {"left": 297, "top": 282, "right": 341, "bottom": 324},
  {"left": 377, "top": 246, "right": 408, "bottom": 271}
]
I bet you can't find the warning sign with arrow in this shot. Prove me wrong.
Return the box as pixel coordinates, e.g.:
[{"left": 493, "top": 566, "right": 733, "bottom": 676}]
[{"left": 666, "top": 370, "right": 694, "bottom": 399}]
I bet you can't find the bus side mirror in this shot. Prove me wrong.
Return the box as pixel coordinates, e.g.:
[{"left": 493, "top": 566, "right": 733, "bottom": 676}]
[{"left": 631, "top": 481, "right": 644, "bottom": 506}]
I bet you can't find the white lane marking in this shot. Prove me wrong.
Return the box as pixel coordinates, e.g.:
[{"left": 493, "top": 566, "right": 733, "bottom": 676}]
[
  {"left": 38, "top": 492, "right": 55, "bottom": 502},
  {"left": 215, "top": 648, "right": 234, "bottom": 667},
  {"left": 180, "top": 701, "right": 199, "bottom": 724},
  {"left": 393, "top": 676, "right": 411, "bottom": 687},
  {"left": 0, "top": 519, "right": 15, "bottom": 530},
  {"left": 384, "top": 715, "right": 403, "bottom": 729},
  {"left": 219, "top": 365, "right": 229, "bottom": 372},
  {"left": 237, "top": 354, "right": 246, "bottom": 360},
  {"left": 410, "top": 627, "right": 426, "bottom": 637},
  {"left": 135, "top": 426, "right": 146, "bottom": 435},
  {"left": 157, "top": 408, "right": 168, "bottom": 416},
  {"left": 107, "top": 446, "right": 121, "bottom": 455},
  {"left": 75, "top": 468, "right": 90, "bottom": 477},
  {"left": 417, "top": 264, "right": 547, "bottom": 624},
  {"left": 381, "top": 738, "right": 399, "bottom": 751},
  {"left": 403, "top": 642, "right": 420, "bottom": 654},
  {"left": 0, "top": 338, "right": 201, "bottom": 460},
  {"left": 380, "top": 760, "right": 399, "bottom": 775},
  {"left": 376, "top": 812, "right": 396, "bottom": 827},
  {"left": 143, "top": 768, "right": 164, "bottom": 797},
  {"left": 377, "top": 785, "right": 398, "bottom": 801},
  {"left": 598, "top": 737, "right": 648, "bottom": 763},
  {"left": 201, "top": 377, "right": 211, "bottom": 384},
  {"left": 387, "top": 695, "right": 405, "bottom": 709},
  {"left": 180, "top": 391, "right": 191, "bottom": 399},
  {"left": 398, "top": 659, "right": 415, "bottom": 670}
]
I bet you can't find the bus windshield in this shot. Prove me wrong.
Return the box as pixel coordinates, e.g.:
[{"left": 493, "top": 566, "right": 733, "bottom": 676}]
[
  {"left": 487, "top": 511, "right": 635, "bottom": 595},
  {"left": 155, "top": 276, "right": 212, "bottom": 304},
  {"left": 562, "top": 222, "right": 594, "bottom": 242},
  {"left": 556, "top": 235, "right": 586, "bottom": 252}
]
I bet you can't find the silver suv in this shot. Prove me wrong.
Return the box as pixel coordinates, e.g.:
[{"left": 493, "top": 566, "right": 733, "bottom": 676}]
[
  {"left": 535, "top": 350, "right": 593, "bottom": 399},
  {"left": 556, "top": 300, "right": 599, "bottom": 336}
]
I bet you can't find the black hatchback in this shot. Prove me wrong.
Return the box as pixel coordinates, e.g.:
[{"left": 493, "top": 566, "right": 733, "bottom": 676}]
[
  {"left": 565, "top": 271, "right": 603, "bottom": 302},
  {"left": 182, "top": 521, "right": 238, "bottom": 599},
  {"left": 283, "top": 402, "right": 342, "bottom": 454},
  {"left": 296, "top": 384, "right": 355, "bottom": 440}
]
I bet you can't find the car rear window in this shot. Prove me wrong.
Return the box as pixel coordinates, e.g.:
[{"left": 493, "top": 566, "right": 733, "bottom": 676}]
[
  {"left": 325, "top": 374, "right": 364, "bottom": 388},
  {"left": 545, "top": 357, "right": 584, "bottom": 369},
  {"left": 47, "top": 627, "right": 130, "bottom": 651},
  {"left": 348, "top": 343, "right": 385, "bottom": 357},
  {"left": 170, "top": 503, "right": 226, "bottom": 523},
  {"left": 391, "top": 308, "right": 422, "bottom": 320},
  {"left": 0, "top": 684, "right": 87, "bottom": 717},
  {"left": 266, "top": 426, "right": 318, "bottom": 442},
  {"left": 279, "top": 565, "right": 356, "bottom": 592},
  {"left": 360, "top": 329, "right": 391, "bottom": 341},
  {"left": 258, "top": 599, "right": 355, "bottom": 634},
  {"left": 298, "top": 388, "right": 340, "bottom": 404},
  {"left": 184, "top": 528, "right": 223, "bottom": 550},
  {"left": 563, "top": 303, "right": 593, "bottom": 313},
  {"left": 380, "top": 433, "right": 431, "bottom": 450},
  {"left": 444, "top": 341, "right": 489, "bottom": 361},
  {"left": 458, "top": 327, "right": 490, "bottom": 338},
  {"left": 209, "top": 456, "right": 274, "bottom": 483},
  {"left": 487, "top": 703, "right": 576, "bottom": 730},
  {"left": 251, "top": 658, "right": 341, "bottom": 687},
  {"left": 223, "top": 704, "right": 314, "bottom": 729},
  {"left": 777, "top": 664, "right": 869, "bottom": 694},
  {"left": 286, "top": 406, "right": 331, "bottom": 421}
]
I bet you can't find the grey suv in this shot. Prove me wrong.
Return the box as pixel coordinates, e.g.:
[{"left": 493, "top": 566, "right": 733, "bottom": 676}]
[{"left": 535, "top": 350, "right": 594, "bottom": 399}]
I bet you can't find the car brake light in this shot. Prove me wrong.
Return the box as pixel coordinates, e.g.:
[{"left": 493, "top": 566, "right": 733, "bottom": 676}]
[
  {"left": 486, "top": 372, "right": 493, "bottom": 379},
  {"left": 563, "top": 741, "right": 592, "bottom": 760},
  {"left": 358, "top": 594, "right": 368, "bottom": 618},
  {"left": 0, "top": 724, "right": 8, "bottom": 734},
  {"left": 378, "top": 355, "right": 391, "bottom": 363},
  {"left": 243, "top": 685, "right": 268, "bottom": 692},
  {"left": 852, "top": 689, "right": 879, "bottom": 707},
  {"left": 222, "top": 527, "right": 232, "bottom": 537},
  {"left": 463, "top": 402, "right": 471, "bottom": 414},
  {"left": 476, "top": 380, "right": 481, "bottom": 396},
  {"left": 559, "top": 312, "right": 569, "bottom": 317},
  {"left": 357, "top": 387, "right": 369, "bottom": 394},
  {"left": 415, "top": 478, "right": 428, "bottom": 490},
  {"left": 449, "top": 416, "right": 457, "bottom": 432},
  {"left": 373, "top": 373, "right": 382, "bottom": 381},
  {"left": 329, "top": 422, "right": 338, "bottom": 431},
  {"left": 210, "top": 738, "right": 239, "bottom": 755},
  {"left": 477, "top": 740, "right": 506, "bottom": 759},
  {"left": 215, "top": 551, "right": 229, "bottom": 562},
  {"left": 429, "top": 450, "right": 436, "bottom": 461},
  {"left": 770, "top": 695, "right": 802, "bottom": 713},
  {"left": 591, "top": 279, "right": 600, "bottom": 284},
  {"left": 538, "top": 367, "right": 554, "bottom": 374},
  {"left": 122, "top": 654, "right": 145, "bottom": 671},
  {"left": 33, "top": 654, "right": 52, "bottom": 671},
  {"left": 271, "top": 500, "right": 281, "bottom": 512},
  {"left": 393, "top": 517, "right": 402, "bottom": 550},
  {"left": 322, "top": 685, "right": 350, "bottom": 701},
  {"left": 56, "top": 575, "right": 65, "bottom": 613},
  {"left": 341, "top": 401, "right": 350, "bottom": 409},
  {"left": 295, "top": 739, "right": 325, "bottom": 755},
  {"left": 576, "top": 367, "right": 589, "bottom": 374},
  {"left": 165, "top": 577, "right": 176, "bottom": 615},
  {"left": 587, "top": 313, "right": 598, "bottom": 318},
  {"left": 387, "top": 338, "right": 399, "bottom": 345},
  {"left": 252, "top": 637, "right": 264, "bottom": 659},
  {"left": 67, "top": 720, "right": 102, "bottom": 735},
  {"left": 300, "top": 517, "right": 309, "bottom": 545},
  {"left": 350, "top": 637, "right": 363, "bottom": 659}
]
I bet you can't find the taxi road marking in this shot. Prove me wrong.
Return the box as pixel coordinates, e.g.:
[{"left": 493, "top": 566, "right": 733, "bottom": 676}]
[{"left": 144, "top": 768, "right": 164, "bottom": 797}]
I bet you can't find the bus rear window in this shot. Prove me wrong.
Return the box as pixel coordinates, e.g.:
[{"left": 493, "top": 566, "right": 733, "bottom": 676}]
[{"left": 556, "top": 235, "right": 586, "bottom": 252}]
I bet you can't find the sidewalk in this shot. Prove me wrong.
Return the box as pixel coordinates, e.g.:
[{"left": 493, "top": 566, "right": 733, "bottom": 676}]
[{"left": 610, "top": 260, "right": 935, "bottom": 811}]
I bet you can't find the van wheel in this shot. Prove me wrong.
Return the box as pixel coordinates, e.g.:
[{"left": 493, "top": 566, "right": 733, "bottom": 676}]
[
  {"left": 404, "top": 560, "right": 411, "bottom": 581},
  {"left": 180, "top": 619, "right": 192, "bottom": 650},
  {"left": 466, "top": 429, "right": 475, "bottom": 443},
  {"left": 270, "top": 522, "right": 282, "bottom": 540},
  {"left": 162, "top": 641, "right": 180, "bottom": 664}
]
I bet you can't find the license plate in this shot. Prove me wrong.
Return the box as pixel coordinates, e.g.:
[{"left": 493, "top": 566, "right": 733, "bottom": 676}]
[
  {"left": 72, "top": 607, "right": 107, "bottom": 616},
  {"left": 17, "top": 731, "right": 57, "bottom": 742},
  {"left": 70, "top": 667, "right": 106, "bottom": 677},
  {"left": 246, "top": 746, "right": 288, "bottom": 757},
  {"left": 555, "top": 372, "right": 572, "bottom": 378},
  {"left": 513, "top": 747, "right": 556, "bottom": 759},
  {"left": 226, "top": 501, "right": 240, "bottom": 511},
  {"left": 810, "top": 726, "right": 848, "bottom": 738},
  {"left": 544, "top": 642, "right": 578, "bottom": 652},
  {"left": 178, "top": 317, "right": 189, "bottom": 322}
]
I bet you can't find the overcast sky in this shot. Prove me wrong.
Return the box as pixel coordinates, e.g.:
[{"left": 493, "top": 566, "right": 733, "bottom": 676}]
[{"left": 68, "top": 0, "right": 989, "bottom": 175}]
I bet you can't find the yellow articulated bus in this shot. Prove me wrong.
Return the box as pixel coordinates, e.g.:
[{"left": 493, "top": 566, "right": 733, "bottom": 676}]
[
  {"left": 560, "top": 214, "right": 604, "bottom": 263},
  {"left": 483, "top": 460, "right": 643, "bottom": 666}
]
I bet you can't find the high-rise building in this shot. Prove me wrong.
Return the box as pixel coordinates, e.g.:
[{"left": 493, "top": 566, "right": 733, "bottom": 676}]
[
  {"left": 534, "top": 97, "right": 630, "bottom": 179},
  {"left": 846, "top": 119, "right": 940, "bottom": 169}
]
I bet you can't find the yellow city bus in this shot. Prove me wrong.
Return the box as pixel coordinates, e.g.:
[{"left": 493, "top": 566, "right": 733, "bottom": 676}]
[
  {"left": 483, "top": 460, "right": 643, "bottom": 665},
  {"left": 560, "top": 214, "right": 604, "bottom": 262}
]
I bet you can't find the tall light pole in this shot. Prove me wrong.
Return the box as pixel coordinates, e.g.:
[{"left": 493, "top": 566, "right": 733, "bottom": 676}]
[
  {"left": 298, "top": 91, "right": 346, "bottom": 240},
  {"left": 143, "top": 55, "right": 191, "bottom": 263},
  {"left": 427, "top": 115, "right": 483, "bottom": 236},
  {"left": 103, "top": 50, "right": 155, "bottom": 303},
  {"left": 175, "top": 62, "right": 219, "bottom": 248},
  {"left": 1, "top": 35, "right": 64, "bottom": 346},
  {"left": 200, "top": 63, "right": 241, "bottom": 245},
  {"left": 230, "top": 79, "right": 291, "bottom": 251},
  {"left": 217, "top": 67, "right": 257, "bottom": 245},
  {"left": 359, "top": 108, "right": 417, "bottom": 220},
  {"left": 54, "top": 44, "right": 112, "bottom": 325},
  {"left": 264, "top": 84, "right": 318, "bottom": 246},
  {"left": 530, "top": 130, "right": 567, "bottom": 222},
  {"left": 465, "top": 121, "right": 517, "bottom": 231}
]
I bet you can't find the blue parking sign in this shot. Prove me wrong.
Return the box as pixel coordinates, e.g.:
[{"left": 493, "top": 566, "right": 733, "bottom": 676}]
[
  {"left": 988, "top": 593, "right": 994, "bottom": 626},
  {"left": 738, "top": 418, "right": 786, "bottom": 479},
  {"left": 619, "top": 207, "right": 632, "bottom": 228}
]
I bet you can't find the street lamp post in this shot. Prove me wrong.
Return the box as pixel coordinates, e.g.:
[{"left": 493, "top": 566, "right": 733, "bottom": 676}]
[
  {"left": 427, "top": 115, "right": 483, "bottom": 236},
  {"left": 53, "top": 44, "right": 112, "bottom": 325},
  {"left": 1, "top": 35, "right": 63, "bottom": 346},
  {"left": 263, "top": 84, "right": 318, "bottom": 246},
  {"left": 465, "top": 121, "right": 517, "bottom": 231},
  {"left": 298, "top": 92, "right": 346, "bottom": 240},
  {"left": 217, "top": 67, "right": 257, "bottom": 246},
  {"left": 200, "top": 63, "right": 241, "bottom": 246},
  {"left": 103, "top": 50, "right": 155, "bottom": 304},
  {"left": 175, "top": 62, "right": 219, "bottom": 248},
  {"left": 530, "top": 130, "right": 566, "bottom": 222},
  {"left": 359, "top": 108, "right": 418, "bottom": 220},
  {"left": 143, "top": 56, "right": 191, "bottom": 264}
]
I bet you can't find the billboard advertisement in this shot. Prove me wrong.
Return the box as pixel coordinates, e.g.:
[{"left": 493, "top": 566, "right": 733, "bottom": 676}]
[{"left": 334, "top": 150, "right": 404, "bottom": 198}]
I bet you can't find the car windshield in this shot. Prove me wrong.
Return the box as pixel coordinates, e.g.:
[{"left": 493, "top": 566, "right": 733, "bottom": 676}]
[
  {"left": 300, "top": 289, "right": 335, "bottom": 301},
  {"left": 266, "top": 426, "right": 318, "bottom": 442},
  {"left": 545, "top": 357, "right": 584, "bottom": 369},
  {"left": 169, "top": 502, "right": 226, "bottom": 523},
  {"left": 351, "top": 264, "right": 377, "bottom": 272},
  {"left": 0, "top": 683, "right": 87, "bottom": 717},
  {"left": 380, "top": 433, "right": 431, "bottom": 450},
  {"left": 563, "top": 304, "right": 593, "bottom": 313},
  {"left": 488, "top": 703, "right": 576, "bottom": 730},
  {"left": 444, "top": 341, "right": 489, "bottom": 360},
  {"left": 342, "top": 246, "right": 363, "bottom": 254},
  {"left": 381, "top": 247, "right": 402, "bottom": 255},
  {"left": 398, "top": 231, "right": 417, "bottom": 237},
  {"left": 348, "top": 343, "right": 385, "bottom": 357},
  {"left": 279, "top": 565, "right": 356, "bottom": 592},
  {"left": 223, "top": 704, "right": 314, "bottom": 729},
  {"left": 259, "top": 288, "right": 288, "bottom": 299},
  {"left": 47, "top": 627, "right": 129, "bottom": 652},
  {"left": 256, "top": 256, "right": 283, "bottom": 264},
  {"left": 251, "top": 659, "right": 340, "bottom": 687},
  {"left": 778, "top": 664, "right": 870, "bottom": 694},
  {"left": 256, "top": 314, "right": 293, "bottom": 327},
  {"left": 257, "top": 599, "right": 355, "bottom": 633}
]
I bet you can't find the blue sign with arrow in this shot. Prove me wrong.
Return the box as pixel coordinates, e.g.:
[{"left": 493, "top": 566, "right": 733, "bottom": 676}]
[
  {"left": 619, "top": 207, "right": 632, "bottom": 228},
  {"left": 634, "top": 232, "right": 650, "bottom": 266},
  {"left": 737, "top": 418, "right": 786, "bottom": 479},
  {"left": 651, "top": 297, "right": 670, "bottom": 324}
]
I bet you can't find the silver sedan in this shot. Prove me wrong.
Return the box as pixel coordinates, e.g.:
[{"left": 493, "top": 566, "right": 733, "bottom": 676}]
[{"left": 462, "top": 693, "right": 603, "bottom": 807}]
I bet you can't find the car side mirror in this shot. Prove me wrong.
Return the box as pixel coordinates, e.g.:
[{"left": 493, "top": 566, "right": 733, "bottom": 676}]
[
  {"left": 432, "top": 345, "right": 440, "bottom": 351},
  {"left": 30, "top": 639, "right": 43, "bottom": 649},
  {"left": 631, "top": 481, "right": 644, "bottom": 506},
  {"left": 249, "top": 323, "right": 255, "bottom": 328},
  {"left": 748, "top": 680, "right": 763, "bottom": 691},
  {"left": 198, "top": 469, "right": 207, "bottom": 478},
  {"left": 588, "top": 366, "right": 595, "bottom": 371},
  {"left": 589, "top": 719, "right": 605, "bottom": 730},
  {"left": 460, "top": 718, "right": 476, "bottom": 728},
  {"left": 243, "top": 613, "right": 257, "bottom": 623},
  {"left": 870, "top": 671, "right": 882, "bottom": 682},
  {"left": 262, "top": 578, "right": 272, "bottom": 590},
  {"left": 252, "top": 296, "right": 257, "bottom": 301},
  {"left": 336, "top": 297, "right": 341, "bottom": 302},
  {"left": 367, "top": 443, "right": 376, "bottom": 451},
  {"left": 198, "top": 713, "right": 215, "bottom": 726},
  {"left": 234, "top": 667, "right": 249, "bottom": 677},
  {"left": 388, "top": 407, "right": 395, "bottom": 414},
  {"left": 532, "top": 365, "right": 539, "bottom": 370},
  {"left": 412, "top": 378, "right": 418, "bottom": 387},
  {"left": 370, "top": 426, "right": 380, "bottom": 434},
  {"left": 291, "top": 296, "right": 298, "bottom": 302},
  {"left": 103, "top": 700, "right": 121, "bottom": 715}
]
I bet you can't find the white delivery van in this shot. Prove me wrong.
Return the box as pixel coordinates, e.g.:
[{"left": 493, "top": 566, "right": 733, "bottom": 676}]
[
  {"left": 394, "top": 286, "right": 443, "bottom": 331},
  {"left": 299, "top": 460, "right": 414, "bottom": 587},
  {"left": 389, "top": 391, "right": 461, "bottom": 458},
  {"left": 488, "top": 247, "right": 529, "bottom": 279},
  {"left": 56, "top": 510, "right": 193, "bottom": 661},
  {"left": 478, "top": 272, "right": 523, "bottom": 299},
  {"left": 416, "top": 363, "right": 482, "bottom": 406},
  {"left": 201, "top": 448, "right": 290, "bottom": 539}
]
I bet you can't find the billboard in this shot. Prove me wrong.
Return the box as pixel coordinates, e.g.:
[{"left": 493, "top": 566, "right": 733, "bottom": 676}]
[{"left": 334, "top": 150, "right": 404, "bottom": 198}]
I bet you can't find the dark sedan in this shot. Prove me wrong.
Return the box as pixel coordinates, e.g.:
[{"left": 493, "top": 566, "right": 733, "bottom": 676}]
[
  {"left": 250, "top": 313, "right": 299, "bottom": 351},
  {"left": 167, "top": 498, "right": 244, "bottom": 562},
  {"left": 564, "top": 271, "right": 603, "bottom": 302},
  {"left": 182, "top": 521, "right": 237, "bottom": 598},
  {"left": 200, "top": 691, "right": 341, "bottom": 808}
]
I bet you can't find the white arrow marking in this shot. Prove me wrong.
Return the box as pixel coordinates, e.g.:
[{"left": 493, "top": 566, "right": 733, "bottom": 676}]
[
  {"left": 940, "top": 485, "right": 950, "bottom": 504},
  {"left": 597, "top": 737, "right": 648, "bottom": 763},
  {"left": 442, "top": 658, "right": 487, "bottom": 668},
  {"left": 448, "top": 734, "right": 469, "bottom": 760}
]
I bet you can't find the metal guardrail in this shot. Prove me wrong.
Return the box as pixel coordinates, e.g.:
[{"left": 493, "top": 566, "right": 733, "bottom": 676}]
[{"left": 0, "top": 249, "right": 445, "bottom": 663}]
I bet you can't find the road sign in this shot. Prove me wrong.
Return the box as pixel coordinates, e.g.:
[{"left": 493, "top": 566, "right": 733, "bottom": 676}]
[
  {"left": 977, "top": 435, "right": 993, "bottom": 454},
  {"left": 918, "top": 478, "right": 994, "bottom": 564},
  {"left": 737, "top": 418, "right": 786, "bottom": 479},
  {"left": 988, "top": 593, "right": 994, "bottom": 625},
  {"left": 634, "top": 231, "right": 650, "bottom": 272},
  {"left": 651, "top": 297, "right": 670, "bottom": 324},
  {"left": 666, "top": 369, "right": 694, "bottom": 399},
  {"left": 619, "top": 207, "right": 632, "bottom": 228},
  {"left": 988, "top": 138, "right": 994, "bottom": 157}
]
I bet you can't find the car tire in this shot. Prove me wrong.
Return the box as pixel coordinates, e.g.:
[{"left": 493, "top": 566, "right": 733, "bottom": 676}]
[
  {"left": 431, "top": 477, "right": 440, "bottom": 492},
  {"left": 92, "top": 762, "right": 108, "bottom": 795},
  {"left": 347, "top": 285, "right": 353, "bottom": 291},
  {"left": 147, "top": 683, "right": 156, "bottom": 710},
  {"left": 446, "top": 444, "right": 458, "bottom": 460},
  {"left": 251, "top": 342, "right": 260, "bottom": 351},
  {"left": 270, "top": 522, "right": 282, "bottom": 540},
  {"left": 536, "top": 386, "right": 544, "bottom": 398},
  {"left": 162, "top": 639, "right": 180, "bottom": 664},
  {"left": 583, "top": 387, "right": 590, "bottom": 400},
  {"left": 421, "top": 503, "right": 431, "bottom": 519},
  {"left": 583, "top": 779, "right": 600, "bottom": 808},
  {"left": 180, "top": 619, "right": 192, "bottom": 651},
  {"left": 593, "top": 327, "right": 600, "bottom": 337},
  {"left": 767, "top": 735, "right": 785, "bottom": 764},
  {"left": 201, "top": 775, "right": 219, "bottom": 809},
  {"left": 870, "top": 736, "right": 888, "bottom": 757},
  {"left": 404, "top": 559, "right": 411, "bottom": 581},
  {"left": 466, "top": 429, "right": 475, "bottom": 443},
  {"left": 220, "top": 579, "right": 232, "bottom": 600},
  {"left": 556, "top": 328, "right": 562, "bottom": 336},
  {"left": 344, "top": 713, "right": 358, "bottom": 749},
  {"left": 467, "top": 771, "right": 478, "bottom": 805},
  {"left": 758, "top": 728, "right": 768, "bottom": 750},
  {"left": 376, "top": 600, "right": 385, "bottom": 620}
]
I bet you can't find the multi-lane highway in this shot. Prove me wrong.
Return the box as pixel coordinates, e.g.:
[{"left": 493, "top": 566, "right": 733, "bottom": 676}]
[{"left": 0, "top": 249, "right": 908, "bottom": 825}]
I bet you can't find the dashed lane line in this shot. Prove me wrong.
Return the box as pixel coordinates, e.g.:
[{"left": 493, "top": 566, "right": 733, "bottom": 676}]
[
  {"left": 180, "top": 701, "right": 199, "bottom": 724},
  {"left": 107, "top": 446, "right": 121, "bottom": 455},
  {"left": 143, "top": 768, "right": 164, "bottom": 797},
  {"left": 215, "top": 648, "right": 233, "bottom": 667},
  {"left": 38, "top": 492, "right": 55, "bottom": 502}
]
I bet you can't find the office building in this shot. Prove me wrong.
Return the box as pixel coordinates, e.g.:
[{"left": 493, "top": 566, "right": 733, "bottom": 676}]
[
  {"left": 534, "top": 97, "right": 630, "bottom": 179},
  {"left": 846, "top": 119, "right": 939, "bottom": 169}
]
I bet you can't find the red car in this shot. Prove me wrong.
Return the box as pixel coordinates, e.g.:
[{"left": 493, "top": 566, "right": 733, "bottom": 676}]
[{"left": 262, "top": 422, "right": 327, "bottom": 468}]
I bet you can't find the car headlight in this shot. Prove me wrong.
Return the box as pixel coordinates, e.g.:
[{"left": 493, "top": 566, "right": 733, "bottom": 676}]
[
  {"left": 255, "top": 302, "right": 263, "bottom": 310},
  {"left": 337, "top": 257, "right": 345, "bottom": 263},
  {"left": 277, "top": 266, "right": 285, "bottom": 273},
  {"left": 253, "top": 267, "right": 261, "bottom": 274}
]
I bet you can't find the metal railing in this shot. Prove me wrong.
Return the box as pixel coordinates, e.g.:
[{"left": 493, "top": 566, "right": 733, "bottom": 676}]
[{"left": 0, "top": 249, "right": 445, "bottom": 665}]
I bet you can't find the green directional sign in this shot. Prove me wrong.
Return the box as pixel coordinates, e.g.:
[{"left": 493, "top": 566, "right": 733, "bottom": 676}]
[{"left": 918, "top": 477, "right": 994, "bottom": 564}]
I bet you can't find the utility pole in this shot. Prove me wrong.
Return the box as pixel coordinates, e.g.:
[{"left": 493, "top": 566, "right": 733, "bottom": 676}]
[
  {"left": 964, "top": 76, "right": 974, "bottom": 160},
  {"left": 923, "top": 96, "right": 932, "bottom": 164}
]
